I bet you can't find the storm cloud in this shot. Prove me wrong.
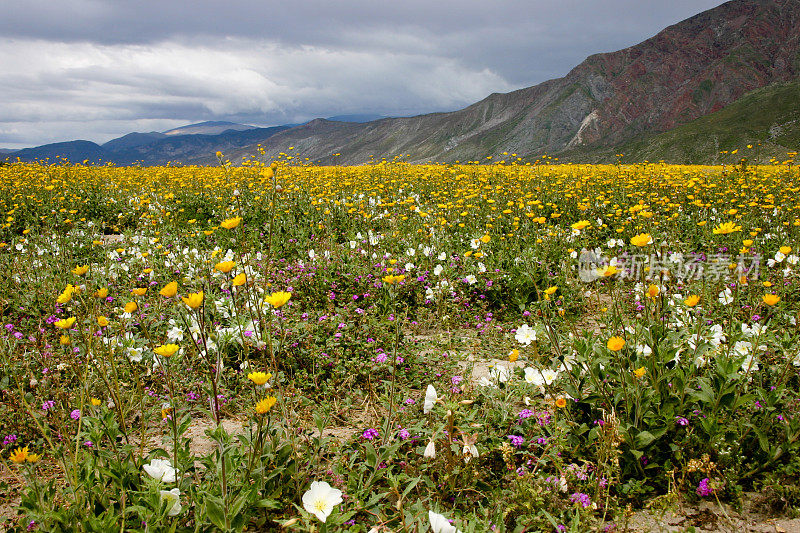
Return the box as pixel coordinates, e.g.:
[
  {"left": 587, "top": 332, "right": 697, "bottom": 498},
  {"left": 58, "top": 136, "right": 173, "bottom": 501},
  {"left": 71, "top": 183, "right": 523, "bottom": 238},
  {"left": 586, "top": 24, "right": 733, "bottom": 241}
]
[{"left": 0, "top": 0, "right": 723, "bottom": 148}]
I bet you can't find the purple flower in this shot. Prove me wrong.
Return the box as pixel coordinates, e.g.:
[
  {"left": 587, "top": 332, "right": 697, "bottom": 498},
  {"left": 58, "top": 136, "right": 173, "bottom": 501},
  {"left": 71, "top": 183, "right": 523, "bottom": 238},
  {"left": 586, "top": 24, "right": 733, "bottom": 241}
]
[
  {"left": 508, "top": 435, "right": 525, "bottom": 447},
  {"left": 361, "top": 428, "right": 380, "bottom": 441},
  {"left": 696, "top": 477, "right": 714, "bottom": 497},
  {"left": 675, "top": 416, "right": 689, "bottom": 426},
  {"left": 569, "top": 492, "right": 591, "bottom": 508},
  {"left": 70, "top": 409, "right": 81, "bottom": 420},
  {"left": 398, "top": 428, "right": 411, "bottom": 440},
  {"left": 42, "top": 400, "right": 55, "bottom": 411},
  {"left": 518, "top": 409, "right": 533, "bottom": 420},
  {"left": 3, "top": 434, "right": 18, "bottom": 446}
]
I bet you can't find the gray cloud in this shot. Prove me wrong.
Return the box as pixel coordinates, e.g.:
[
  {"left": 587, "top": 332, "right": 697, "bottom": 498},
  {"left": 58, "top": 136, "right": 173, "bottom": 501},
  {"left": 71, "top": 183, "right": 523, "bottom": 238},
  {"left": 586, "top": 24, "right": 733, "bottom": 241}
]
[{"left": 0, "top": 0, "right": 723, "bottom": 148}]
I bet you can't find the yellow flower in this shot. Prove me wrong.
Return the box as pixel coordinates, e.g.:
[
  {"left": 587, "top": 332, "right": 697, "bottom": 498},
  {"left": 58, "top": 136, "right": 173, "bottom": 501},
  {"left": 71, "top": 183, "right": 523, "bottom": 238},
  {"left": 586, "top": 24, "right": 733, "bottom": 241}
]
[
  {"left": 71, "top": 265, "right": 89, "bottom": 276},
  {"left": 9, "top": 446, "right": 29, "bottom": 464},
  {"left": 232, "top": 273, "right": 246, "bottom": 286},
  {"left": 215, "top": 261, "right": 236, "bottom": 273},
  {"left": 26, "top": 452, "right": 40, "bottom": 463},
  {"left": 90, "top": 397, "right": 102, "bottom": 407},
  {"left": 597, "top": 265, "right": 618, "bottom": 278},
  {"left": 544, "top": 286, "right": 558, "bottom": 296},
  {"left": 630, "top": 233, "right": 653, "bottom": 247},
  {"left": 607, "top": 336, "right": 625, "bottom": 352},
  {"left": 248, "top": 371, "right": 272, "bottom": 386},
  {"left": 508, "top": 349, "right": 519, "bottom": 362},
  {"left": 255, "top": 396, "right": 277, "bottom": 415},
  {"left": 780, "top": 246, "right": 792, "bottom": 255},
  {"left": 182, "top": 291, "right": 204, "bottom": 309},
  {"left": 633, "top": 367, "right": 646, "bottom": 379},
  {"left": 712, "top": 221, "right": 742, "bottom": 235},
  {"left": 571, "top": 220, "right": 591, "bottom": 231},
  {"left": 160, "top": 281, "right": 178, "bottom": 298},
  {"left": 646, "top": 284, "right": 660, "bottom": 298},
  {"left": 763, "top": 294, "right": 780, "bottom": 306},
  {"left": 154, "top": 344, "right": 179, "bottom": 357},
  {"left": 57, "top": 284, "right": 76, "bottom": 304},
  {"left": 265, "top": 291, "right": 291, "bottom": 308},
  {"left": 94, "top": 287, "right": 109, "bottom": 298},
  {"left": 684, "top": 295, "right": 700, "bottom": 307},
  {"left": 131, "top": 287, "right": 147, "bottom": 296},
  {"left": 742, "top": 239, "right": 754, "bottom": 247},
  {"left": 220, "top": 216, "right": 242, "bottom": 230},
  {"left": 555, "top": 397, "right": 567, "bottom": 409},
  {"left": 762, "top": 281, "right": 773, "bottom": 288},
  {"left": 480, "top": 234, "right": 491, "bottom": 243},
  {"left": 54, "top": 317, "right": 76, "bottom": 329},
  {"left": 97, "top": 316, "right": 109, "bottom": 327},
  {"left": 124, "top": 301, "right": 138, "bottom": 314},
  {"left": 382, "top": 274, "right": 406, "bottom": 285}
]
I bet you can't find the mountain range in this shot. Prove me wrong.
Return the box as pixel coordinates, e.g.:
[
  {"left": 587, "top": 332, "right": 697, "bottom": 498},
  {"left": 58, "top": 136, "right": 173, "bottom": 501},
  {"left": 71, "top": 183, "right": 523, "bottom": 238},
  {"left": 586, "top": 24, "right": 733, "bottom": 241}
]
[{"left": 4, "top": 0, "right": 799, "bottom": 166}]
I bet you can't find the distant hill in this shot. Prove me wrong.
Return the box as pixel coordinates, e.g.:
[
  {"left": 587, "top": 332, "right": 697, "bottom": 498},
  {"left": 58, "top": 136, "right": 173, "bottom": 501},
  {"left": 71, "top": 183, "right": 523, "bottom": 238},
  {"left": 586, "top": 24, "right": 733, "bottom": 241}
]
[
  {"left": 8, "top": 125, "right": 291, "bottom": 165},
  {"left": 114, "top": 125, "right": 291, "bottom": 165},
  {"left": 101, "top": 132, "right": 167, "bottom": 151},
  {"left": 11, "top": 141, "right": 113, "bottom": 164},
  {"left": 0, "top": 148, "right": 17, "bottom": 154},
  {"left": 162, "top": 121, "right": 256, "bottom": 136}
]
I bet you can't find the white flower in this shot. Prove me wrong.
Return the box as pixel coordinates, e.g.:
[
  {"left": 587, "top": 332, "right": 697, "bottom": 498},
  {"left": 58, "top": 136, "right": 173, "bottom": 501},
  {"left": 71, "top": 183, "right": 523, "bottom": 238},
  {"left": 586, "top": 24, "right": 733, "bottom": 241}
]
[
  {"left": 464, "top": 274, "right": 477, "bottom": 285},
  {"left": 143, "top": 458, "right": 178, "bottom": 483},
  {"left": 788, "top": 254, "right": 799, "bottom": 265},
  {"left": 423, "top": 438, "right": 436, "bottom": 458},
  {"left": 438, "top": 252, "right": 447, "bottom": 260},
  {"left": 636, "top": 344, "right": 652, "bottom": 356},
  {"left": 477, "top": 376, "right": 495, "bottom": 388},
  {"left": 741, "top": 323, "right": 766, "bottom": 338},
  {"left": 718, "top": 288, "right": 733, "bottom": 305},
  {"left": 477, "top": 262, "right": 486, "bottom": 273},
  {"left": 127, "top": 347, "right": 143, "bottom": 363},
  {"left": 740, "top": 352, "right": 759, "bottom": 373},
  {"left": 774, "top": 251, "right": 787, "bottom": 263},
  {"left": 405, "top": 262, "right": 415, "bottom": 271},
  {"left": 524, "top": 367, "right": 558, "bottom": 390},
  {"left": 429, "top": 510, "right": 461, "bottom": 533},
  {"left": 166, "top": 325, "right": 183, "bottom": 342},
  {"left": 302, "top": 481, "right": 343, "bottom": 523},
  {"left": 159, "top": 488, "right": 182, "bottom": 516},
  {"left": 488, "top": 364, "right": 510, "bottom": 383},
  {"left": 424, "top": 385, "right": 438, "bottom": 414},
  {"left": 515, "top": 324, "right": 537, "bottom": 346},
  {"left": 433, "top": 264, "right": 444, "bottom": 276},
  {"left": 308, "top": 249, "right": 317, "bottom": 260},
  {"left": 709, "top": 324, "right": 726, "bottom": 347}
]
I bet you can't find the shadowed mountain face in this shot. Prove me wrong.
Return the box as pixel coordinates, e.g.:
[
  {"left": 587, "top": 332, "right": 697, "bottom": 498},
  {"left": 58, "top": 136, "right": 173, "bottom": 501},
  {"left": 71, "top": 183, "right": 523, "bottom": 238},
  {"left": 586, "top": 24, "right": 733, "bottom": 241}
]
[
  {"left": 10, "top": 126, "right": 291, "bottom": 165},
  {"left": 219, "top": 0, "right": 800, "bottom": 165}
]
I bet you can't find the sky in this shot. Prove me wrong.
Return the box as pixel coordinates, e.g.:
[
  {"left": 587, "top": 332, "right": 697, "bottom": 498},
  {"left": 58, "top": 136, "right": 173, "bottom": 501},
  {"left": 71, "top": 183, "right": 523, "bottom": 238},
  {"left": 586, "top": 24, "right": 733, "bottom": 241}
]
[{"left": 0, "top": 0, "right": 724, "bottom": 149}]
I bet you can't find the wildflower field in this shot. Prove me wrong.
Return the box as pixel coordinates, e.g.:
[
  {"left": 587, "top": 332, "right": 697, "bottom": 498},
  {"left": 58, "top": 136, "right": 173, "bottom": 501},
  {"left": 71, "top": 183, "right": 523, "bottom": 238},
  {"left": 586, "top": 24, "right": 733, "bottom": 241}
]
[{"left": 2, "top": 156, "right": 800, "bottom": 532}]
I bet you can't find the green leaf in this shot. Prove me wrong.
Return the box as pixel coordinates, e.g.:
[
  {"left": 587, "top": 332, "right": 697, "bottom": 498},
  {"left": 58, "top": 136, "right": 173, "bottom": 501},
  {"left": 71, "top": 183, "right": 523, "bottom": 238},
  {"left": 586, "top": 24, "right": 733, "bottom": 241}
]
[
  {"left": 635, "top": 430, "right": 657, "bottom": 448},
  {"left": 204, "top": 494, "right": 228, "bottom": 530}
]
